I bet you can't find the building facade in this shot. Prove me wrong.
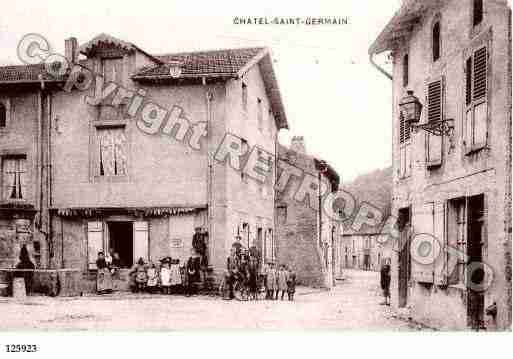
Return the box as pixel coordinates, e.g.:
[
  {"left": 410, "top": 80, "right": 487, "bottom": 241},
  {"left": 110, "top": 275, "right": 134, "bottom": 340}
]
[
  {"left": 370, "top": 0, "right": 511, "bottom": 330},
  {"left": 275, "top": 137, "right": 341, "bottom": 288},
  {"left": 0, "top": 34, "right": 288, "bottom": 288},
  {"left": 340, "top": 232, "right": 391, "bottom": 272}
]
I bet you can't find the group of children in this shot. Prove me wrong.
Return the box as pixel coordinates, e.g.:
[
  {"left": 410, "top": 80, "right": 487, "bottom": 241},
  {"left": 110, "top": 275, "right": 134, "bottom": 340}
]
[
  {"left": 129, "top": 257, "right": 183, "bottom": 294},
  {"left": 264, "top": 262, "right": 296, "bottom": 301}
]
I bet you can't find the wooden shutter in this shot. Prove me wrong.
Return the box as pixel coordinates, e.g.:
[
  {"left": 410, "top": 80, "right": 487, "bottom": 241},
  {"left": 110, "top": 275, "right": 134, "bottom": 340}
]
[
  {"left": 426, "top": 79, "right": 444, "bottom": 167},
  {"left": 412, "top": 203, "right": 435, "bottom": 283},
  {"left": 87, "top": 222, "right": 103, "bottom": 269},
  {"left": 433, "top": 202, "right": 447, "bottom": 285},
  {"left": 473, "top": 46, "right": 488, "bottom": 149},
  {"left": 133, "top": 221, "right": 149, "bottom": 262},
  {"left": 465, "top": 45, "right": 489, "bottom": 152}
]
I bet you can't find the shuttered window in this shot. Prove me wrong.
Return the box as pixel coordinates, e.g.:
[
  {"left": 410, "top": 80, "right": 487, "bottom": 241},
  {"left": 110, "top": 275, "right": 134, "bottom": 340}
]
[
  {"left": 133, "top": 221, "right": 149, "bottom": 263},
  {"left": 464, "top": 45, "right": 489, "bottom": 152},
  {"left": 87, "top": 222, "right": 104, "bottom": 270},
  {"left": 399, "top": 112, "right": 411, "bottom": 179},
  {"left": 426, "top": 79, "right": 444, "bottom": 167}
]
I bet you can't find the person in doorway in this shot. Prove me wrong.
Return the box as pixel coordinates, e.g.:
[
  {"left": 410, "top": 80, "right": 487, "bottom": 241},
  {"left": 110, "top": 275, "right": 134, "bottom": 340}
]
[
  {"left": 286, "top": 266, "right": 297, "bottom": 301},
  {"left": 96, "top": 251, "right": 113, "bottom": 295},
  {"left": 146, "top": 262, "right": 159, "bottom": 293},
  {"left": 380, "top": 258, "right": 391, "bottom": 306},
  {"left": 277, "top": 264, "right": 288, "bottom": 300},
  {"left": 186, "top": 249, "right": 201, "bottom": 296},
  {"left": 14, "top": 244, "right": 35, "bottom": 295},
  {"left": 192, "top": 227, "right": 208, "bottom": 268},
  {"left": 130, "top": 258, "right": 147, "bottom": 293},
  {"left": 160, "top": 259, "right": 172, "bottom": 295},
  {"left": 265, "top": 262, "right": 277, "bottom": 300}
]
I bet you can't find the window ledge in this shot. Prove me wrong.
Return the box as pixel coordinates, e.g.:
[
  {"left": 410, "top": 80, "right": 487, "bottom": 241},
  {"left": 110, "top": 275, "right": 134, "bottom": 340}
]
[
  {"left": 92, "top": 175, "right": 129, "bottom": 183},
  {"left": 447, "top": 283, "right": 466, "bottom": 291},
  {"left": 464, "top": 146, "right": 488, "bottom": 156}
]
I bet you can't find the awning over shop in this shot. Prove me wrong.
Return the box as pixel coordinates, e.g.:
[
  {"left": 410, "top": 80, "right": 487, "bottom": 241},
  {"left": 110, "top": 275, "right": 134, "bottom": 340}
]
[{"left": 54, "top": 206, "right": 207, "bottom": 218}]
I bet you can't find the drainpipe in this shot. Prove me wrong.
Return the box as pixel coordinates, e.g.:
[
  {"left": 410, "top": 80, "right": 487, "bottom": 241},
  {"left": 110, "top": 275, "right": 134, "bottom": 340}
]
[
  {"left": 204, "top": 77, "right": 214, "bottom": 269},
  {"left": 369, "top": 53, "right": 393, "bottom": 81}
]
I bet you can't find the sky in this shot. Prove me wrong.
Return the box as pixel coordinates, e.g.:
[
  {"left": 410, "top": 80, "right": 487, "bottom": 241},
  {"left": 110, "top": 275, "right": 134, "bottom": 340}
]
[{"left": 0, "top": 0, "right": 402, "bottom": 182}]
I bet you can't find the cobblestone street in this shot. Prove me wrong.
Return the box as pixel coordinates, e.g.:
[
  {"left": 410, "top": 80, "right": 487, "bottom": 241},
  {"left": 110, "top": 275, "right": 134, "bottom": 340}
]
[{"left": 0, "top": 270, "right": 425, "bottom": 331}]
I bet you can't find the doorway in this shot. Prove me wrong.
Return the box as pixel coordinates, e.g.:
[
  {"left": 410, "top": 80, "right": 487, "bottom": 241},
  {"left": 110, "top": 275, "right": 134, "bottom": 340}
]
[
  {"left": 398, "top": 207, "right": 411, "bottom": 308},
  {"left": 108, "top": 221, "right": 133, "bottom": 268},
  {"left": 467, "top": 194, "right": 485, "bottom": 330}
]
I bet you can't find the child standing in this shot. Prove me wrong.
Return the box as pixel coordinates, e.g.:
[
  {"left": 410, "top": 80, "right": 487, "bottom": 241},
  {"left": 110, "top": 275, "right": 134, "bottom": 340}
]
[
  {"left": 160, "top": 260, "right": 172, "bottom": 294},
  {"left": 146, "top": 262, "right": 159, "bottom": 293},
  {"left": 286, "top": 266, "right": 296, "bottom": 301},
  {"left": 131, "top": 258, "right": 147, "bottom": 293},
  {"left": 277, "top": 264, "right": 288, "bottom": 300}
]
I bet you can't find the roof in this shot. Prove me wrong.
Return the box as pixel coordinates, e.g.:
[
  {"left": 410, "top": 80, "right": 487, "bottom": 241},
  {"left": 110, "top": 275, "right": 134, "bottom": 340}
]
[
  {"left": 0, "top": 63, "right": 65, "bottom": 83},
  {"left": 133, "top": 46, "right": 289, "bottom": 129},
  {"left": 369, "top": 0, "right": 442, "bottom": 55},
  {"left": 136, "top": 47, "right": 265, "bottom": 78},
  {"left": 0, "top": 34, "right": 288, "bottom": 129}
]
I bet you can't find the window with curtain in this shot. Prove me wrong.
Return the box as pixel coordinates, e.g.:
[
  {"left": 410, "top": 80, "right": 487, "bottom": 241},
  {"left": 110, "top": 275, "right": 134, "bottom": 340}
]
[
  {"left": 2, "top": 157, "right": 27, "bottom": 200},
  {"left": 97, "top": 127, "right": 128, "bottom": 176}
]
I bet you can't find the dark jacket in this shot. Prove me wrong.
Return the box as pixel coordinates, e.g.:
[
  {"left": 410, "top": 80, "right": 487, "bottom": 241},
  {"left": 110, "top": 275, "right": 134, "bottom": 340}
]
[{"left": 380, "top": 264, "right": 391, "bottom": 290}]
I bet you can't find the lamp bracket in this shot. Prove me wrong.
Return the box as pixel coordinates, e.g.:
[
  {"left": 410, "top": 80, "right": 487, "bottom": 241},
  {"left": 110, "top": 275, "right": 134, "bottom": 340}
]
[{"left": 412, "top": 119, "right": 454, "bottom": 136}]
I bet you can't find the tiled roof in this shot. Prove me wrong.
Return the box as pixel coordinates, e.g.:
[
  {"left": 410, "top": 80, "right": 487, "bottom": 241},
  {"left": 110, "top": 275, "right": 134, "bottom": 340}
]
[
  {"left": 0, "top": 63, "right": 64, "bottom": 83},
  {"left": 135, "top": 47, "right": 264, "bottom": 78}
]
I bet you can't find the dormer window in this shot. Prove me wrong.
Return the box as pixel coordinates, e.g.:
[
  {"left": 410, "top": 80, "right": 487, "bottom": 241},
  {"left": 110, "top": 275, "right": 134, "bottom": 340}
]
[
  {"left": 432, "top": 21, "right": 441, "bottom": 62},
  {"left": 473, "top": 0, "right": 483, "bottom": 27}
]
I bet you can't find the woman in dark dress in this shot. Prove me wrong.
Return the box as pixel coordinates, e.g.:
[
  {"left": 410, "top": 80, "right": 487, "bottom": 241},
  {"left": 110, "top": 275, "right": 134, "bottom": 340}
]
[
  {"left": 380, "top": 259, "right": 391, "bottom": 306},
  {"left": 96, "top": 251, "right": 113, "bottom": 294},
  {"left": 14, "top": 244, "right": 35, "bottom": 295},
  {"left": 247, "top": 256, "right": 259, "bottom": 300}
]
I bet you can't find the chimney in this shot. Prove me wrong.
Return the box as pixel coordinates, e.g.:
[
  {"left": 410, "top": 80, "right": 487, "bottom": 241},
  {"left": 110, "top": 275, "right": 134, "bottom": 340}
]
[
  {"left": 65, "top": 37, "right": 78, "bottom": 64},
  {"left": 290, "top": 136, "right": 306, "bottom": 154}
]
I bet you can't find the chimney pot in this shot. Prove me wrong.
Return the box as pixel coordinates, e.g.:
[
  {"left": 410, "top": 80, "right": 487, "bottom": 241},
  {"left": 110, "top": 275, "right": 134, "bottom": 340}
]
[{"left": 65, "top": 37, "right": 78, "bottom": 64}]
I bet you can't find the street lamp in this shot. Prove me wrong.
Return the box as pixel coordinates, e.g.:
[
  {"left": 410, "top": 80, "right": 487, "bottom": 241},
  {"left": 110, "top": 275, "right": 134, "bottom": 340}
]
[
  {"left": 399, "top": 90, "right": 454, "bottom": 137},
  {"left": 399, "top": 90, "right": 423, "bottom": 127}
]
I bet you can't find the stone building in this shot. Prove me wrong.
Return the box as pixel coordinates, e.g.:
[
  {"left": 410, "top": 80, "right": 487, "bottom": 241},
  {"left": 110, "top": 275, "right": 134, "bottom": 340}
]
[
  {"left": 275, "top": 137, "right": 341, "bottom": 288},
  {"left": 0, "top": 33, "right": 288, "bottom": 289},
  {"left": 340, "top": 231, "right": 391, "bottom": 272},
  {"left": 370, "top": 0, "right": 511, "bottom": 330}
]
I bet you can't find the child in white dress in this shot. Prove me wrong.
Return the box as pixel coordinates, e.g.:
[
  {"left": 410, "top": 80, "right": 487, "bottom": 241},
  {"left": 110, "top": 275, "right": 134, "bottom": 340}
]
[{"left": 160, "top": 261, "right": 172, "bottom": 294}]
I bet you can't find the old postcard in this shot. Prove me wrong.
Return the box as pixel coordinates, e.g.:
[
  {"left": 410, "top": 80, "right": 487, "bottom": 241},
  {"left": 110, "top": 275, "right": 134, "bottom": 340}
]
[{"left": 0, "top": 0, "right": 512, "bottom": 356}]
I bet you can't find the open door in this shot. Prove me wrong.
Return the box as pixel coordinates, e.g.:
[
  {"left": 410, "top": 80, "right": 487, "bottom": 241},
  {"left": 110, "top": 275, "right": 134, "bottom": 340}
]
[
  {"left": 398, "top": 207, "right": 411, "bottom": 308},
  {"left": 467, "top": 194, "right": 485, "bottom": 330},
  {"left": 133, "top": 221, "right": 149, "bottom": 264}
]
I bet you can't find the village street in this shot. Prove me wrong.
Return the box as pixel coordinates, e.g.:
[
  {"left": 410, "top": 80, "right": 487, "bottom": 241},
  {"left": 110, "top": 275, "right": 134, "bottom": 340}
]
[{"left": 0, "top": 270, "right": 427, "bottom": 331}]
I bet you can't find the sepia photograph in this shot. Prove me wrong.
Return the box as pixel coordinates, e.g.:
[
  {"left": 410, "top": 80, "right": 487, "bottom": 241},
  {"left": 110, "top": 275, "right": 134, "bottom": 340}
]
[{"left": 0, "top": 0, "right": 512, "bottom": 355}]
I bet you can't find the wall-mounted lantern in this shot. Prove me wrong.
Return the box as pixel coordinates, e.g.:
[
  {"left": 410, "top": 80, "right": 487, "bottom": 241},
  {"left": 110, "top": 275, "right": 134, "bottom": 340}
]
[
  {"left": 400, "top": 90, "right": 423, "bottom": 126},
  {"left": 399, "top": 90, "right": 454, "bottom": 137}
]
